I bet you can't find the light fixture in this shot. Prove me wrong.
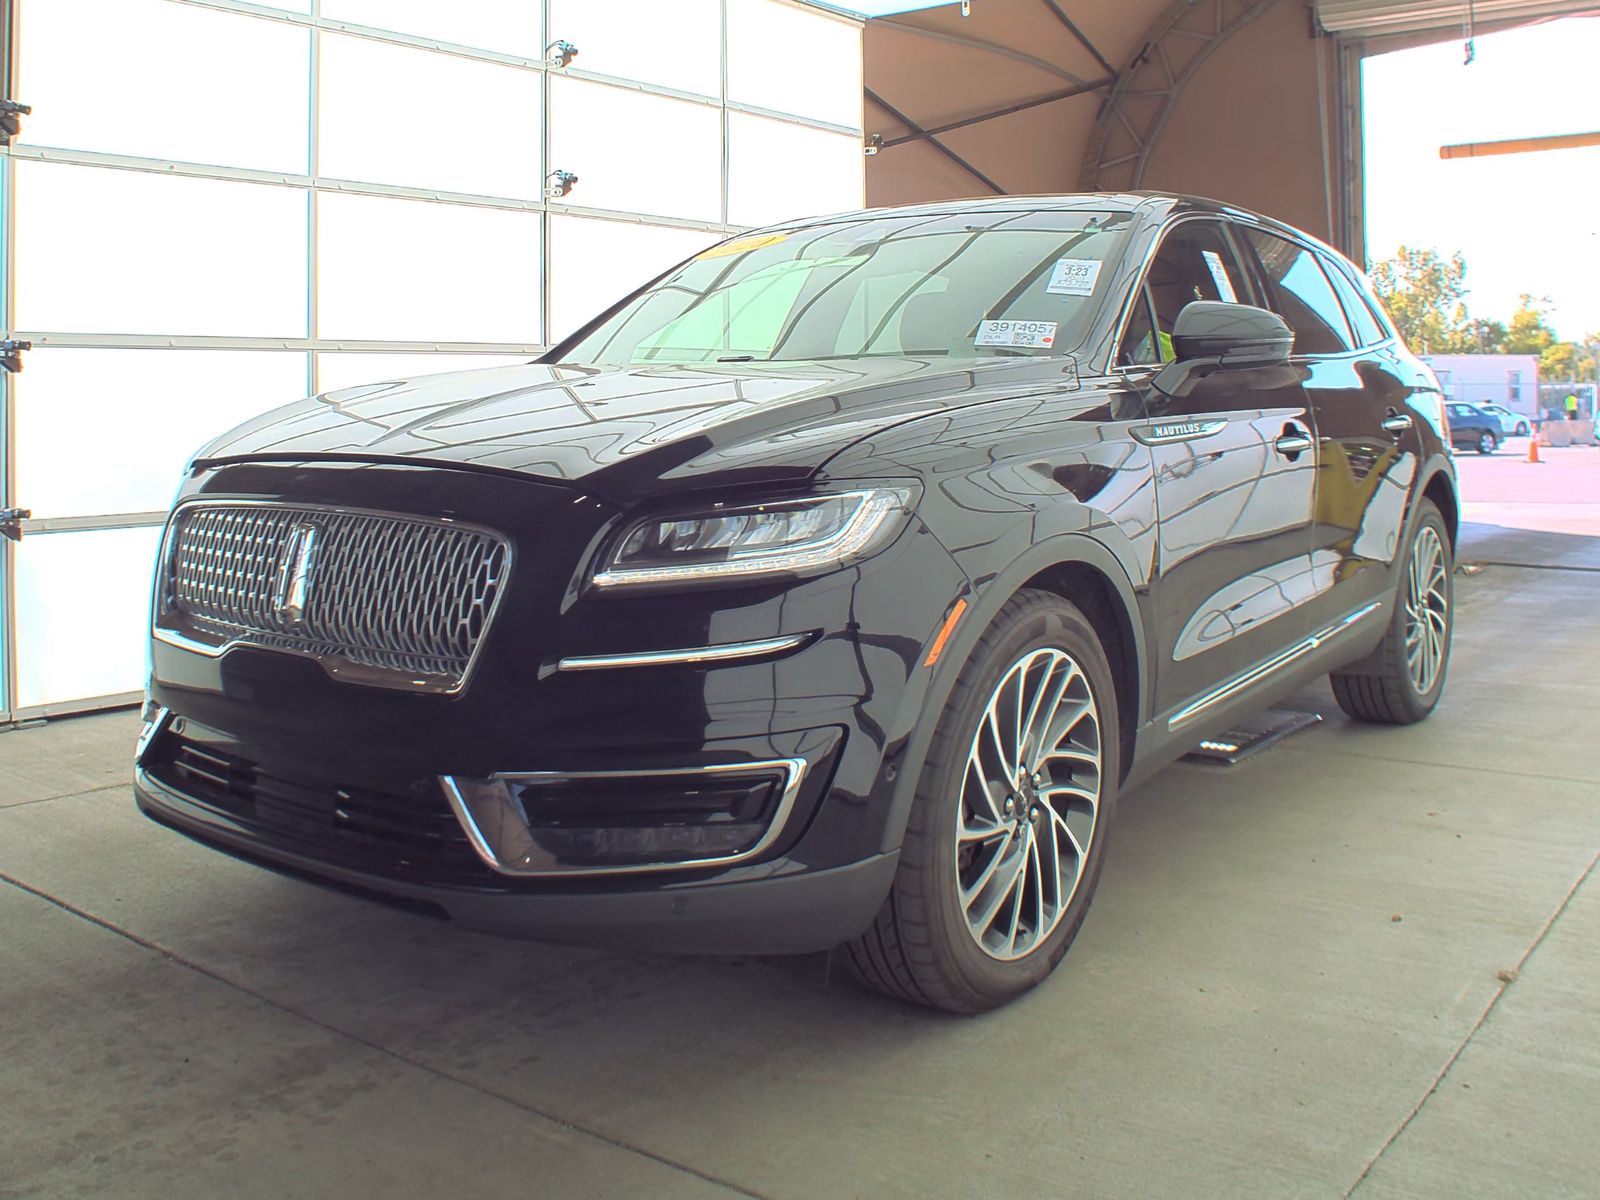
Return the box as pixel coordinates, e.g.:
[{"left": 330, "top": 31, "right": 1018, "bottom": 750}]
[
  {"left": 545, "top": 39, "right": 578, "bottom": 69},
  {"left": 545, "top": 169, "right": 578, "bottom": 199},
  {"left": 864, "top": 133, "right": 884, "bottom": 157}
]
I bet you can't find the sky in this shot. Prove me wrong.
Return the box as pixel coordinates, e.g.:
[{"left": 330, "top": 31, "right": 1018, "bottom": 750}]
[{"left": 1362, "top": 16, "right": 1600, "bottom": 341}]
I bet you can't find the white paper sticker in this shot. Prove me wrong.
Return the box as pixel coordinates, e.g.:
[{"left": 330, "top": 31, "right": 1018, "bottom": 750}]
[
  {"left": 975, "top": 319, "right": 1057, "bottom": 349},
  {"left": 1045, "top": 257, "right": 1102, "bottom": 296},
  {"left": 1201, "top": 250, "right": 1239, "bottom": 303}
]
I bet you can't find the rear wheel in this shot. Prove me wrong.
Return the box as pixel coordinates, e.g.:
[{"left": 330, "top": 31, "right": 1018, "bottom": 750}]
[
  {"left": 1477, "top": 429, "right": 1497, "bottom": 454},
  {"left": 845, "top": 590, "right": 1118, "bottom": 1013},
  {"left": 1330, "top": 501, "right": 1452, "bottom": 725},
  {"left": 1515, "top": 420, "right": 1530, "bottom": 436}
]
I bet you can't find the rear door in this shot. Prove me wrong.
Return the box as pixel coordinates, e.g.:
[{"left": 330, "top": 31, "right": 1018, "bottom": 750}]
[
  {"left": 1234, "top": 226, "right": 1421, "bottom": 635},
  {"left": 1122, "top": 219, "right": 1319, "bottom": 719}
]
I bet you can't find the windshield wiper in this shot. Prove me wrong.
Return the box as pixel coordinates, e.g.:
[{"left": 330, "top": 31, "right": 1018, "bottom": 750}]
[{"left": 716, "top": 354, "right": 757, "bottom": 362}]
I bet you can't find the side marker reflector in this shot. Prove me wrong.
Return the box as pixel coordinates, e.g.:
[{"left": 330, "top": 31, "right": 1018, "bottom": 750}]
[{"left": 923, "top": 598, "right": 968, "bottom": 668}]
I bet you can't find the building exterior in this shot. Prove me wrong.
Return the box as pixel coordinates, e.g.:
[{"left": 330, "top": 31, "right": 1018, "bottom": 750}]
[
  {"left": 1420, "top": 353, "right": 1541, "bottom": 416},
  {"left": 0, "top": 0, "right": 865, "bottom": 721}
]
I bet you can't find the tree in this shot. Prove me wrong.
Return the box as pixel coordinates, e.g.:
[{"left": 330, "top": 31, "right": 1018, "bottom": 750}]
[
  {"left": 1505, "top": 294, "right": 1557, "bottom": 355},
  {"left": 1464, "top": 317, "right": 1507, "bottom": 354},
  {"left": 1540, "top": 338, "right": 1598, "bottom": 382},
  {"left": 1369, "top": 247, "right": 1475, "bottom": 353}
]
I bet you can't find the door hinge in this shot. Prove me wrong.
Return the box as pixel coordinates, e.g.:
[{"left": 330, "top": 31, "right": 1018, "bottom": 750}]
[
  {"left": 0, "top": 99, "right": 30, "bottom": 146},
  {"left": 0, "top": 508, "right": 30, "bottom": 542},
  {"left": 0, "top": 340, "right": 30, "bottom": 373}
]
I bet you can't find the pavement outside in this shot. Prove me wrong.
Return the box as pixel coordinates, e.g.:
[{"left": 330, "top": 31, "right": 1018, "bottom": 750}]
[{"left": 3, "top": 442, "right": 1596, "bottom": 1199}]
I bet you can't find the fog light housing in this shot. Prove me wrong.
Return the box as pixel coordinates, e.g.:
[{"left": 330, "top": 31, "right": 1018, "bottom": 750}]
[{"left": 441, "top": 759, "right": 807, "bottom": 876}]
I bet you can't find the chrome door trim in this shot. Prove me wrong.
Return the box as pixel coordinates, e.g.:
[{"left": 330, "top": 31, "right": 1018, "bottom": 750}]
[
  {"left": 1381, "top": 414, "right": 1414, "bottom": 433},
  {"left": 1131, "top": 418, "right": 1228, "bottom": 446},
  {"left": 440, "top": 758, "right": 809, "bottom": 878},
  {"left": 557, "top": 633, "right": 813, "bottom": 672},
  {"left": 1167, "top": 600, "right": 1383, "bottom": 731}
]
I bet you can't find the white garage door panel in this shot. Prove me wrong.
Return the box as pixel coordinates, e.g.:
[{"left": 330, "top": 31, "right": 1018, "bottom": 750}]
[
  {"left": 728, "top": 114, "right": 865, "bottom": 227},
  {"left": 316, "top": 193, "right": 542, "bottom": 343},
  {"left": 319, "top": 0, "right": 543, "bottom": 57},
  {"left": 548, "top": 216, "right": 719, "bottom": 343},
  {"left": 13, "top": 527, "right": 163, "bottom": 711},
  {"left": 550, "top": 79, "right": 723, "bottom": 223},
  {"left": 315, "top": 352, "right": 533, "bottom": 393},
  {"left": 19, "top": 0, "right": 310, "bottom": 173},
  {"left": 15, "top": 350, "right": 310, "bottom": 521},
  {"left": 1316, "top": 0, "right": 1598, "bottom": 36},
  {"left": 318, "top": 34, "right": 543, "bottom": 198},
  {"left": 727, "top": 0, "right": 863, "bottom": 128},
  {"left": 547, "top": 0, "right": 723, "bottom": 97},
  {"left": 13, "top": 161, "right": 308, "bottom": 337}
]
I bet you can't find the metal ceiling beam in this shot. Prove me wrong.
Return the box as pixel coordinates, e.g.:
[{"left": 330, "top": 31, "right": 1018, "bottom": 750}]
[
  {"left": 874, "top": 16, "right": 1098, "bottom": 86},
  {"left": 865, "top": 87, "right": 1007, "bottom": 195},
  {"left": 1037, "top": 0, "right": 1120, "bottom": 77},
  {"left": 878, "top": 77, "right": 1113, "bottom": 149}
]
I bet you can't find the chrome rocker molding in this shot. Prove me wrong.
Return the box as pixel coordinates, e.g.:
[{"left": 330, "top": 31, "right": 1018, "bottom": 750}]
[
  {"left": 556, "top": 633, "right": 813, "bottom": 672},
  {"left": 439, "top": 758, "right": 810, "bottom": 878},
  {"left": 1167, "top": 600, "right": 1384, "bottom": 731}
]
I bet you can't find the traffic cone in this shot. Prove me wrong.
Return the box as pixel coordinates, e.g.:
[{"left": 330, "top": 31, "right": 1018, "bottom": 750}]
[{"left": 1527, "top": 433, "right": 1541, "bottom": 463}]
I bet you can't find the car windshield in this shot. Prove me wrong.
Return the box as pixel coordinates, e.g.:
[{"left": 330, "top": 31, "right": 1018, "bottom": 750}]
[{"left": 556, "top": 209, "right": 1134, "bottom": 366}]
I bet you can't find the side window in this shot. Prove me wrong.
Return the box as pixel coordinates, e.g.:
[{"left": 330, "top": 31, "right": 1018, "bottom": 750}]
[
  {"left": 1117, "top": 285, "right": 1161, "bottom": 367},
  {"left": 1507, "top": 371, "right": 1522, "bottom": 401},
  {"left": 1322, "top": 256, "right": 1387, "bottom": 347},
  {"left": 1141, "top": 222, "right": 1249, "bottom": 358},
  {"left": 1241, "top": 228, "right": 1355, "bottom": 356}
]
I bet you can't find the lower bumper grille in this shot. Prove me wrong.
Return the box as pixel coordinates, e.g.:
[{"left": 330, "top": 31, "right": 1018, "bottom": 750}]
[{"left": 146, "top": 736, "right": 494, "bottom": 886}]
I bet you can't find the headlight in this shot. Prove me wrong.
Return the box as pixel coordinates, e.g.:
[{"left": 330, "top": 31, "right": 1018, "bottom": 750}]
[{"left": 593, "top": 487, "right": 915, "bottom": 589}]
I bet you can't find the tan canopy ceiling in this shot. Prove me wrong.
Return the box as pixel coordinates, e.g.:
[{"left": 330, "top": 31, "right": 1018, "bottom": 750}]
[{"left": 863, "top": 0, "right": 1600, "bottom": 257}]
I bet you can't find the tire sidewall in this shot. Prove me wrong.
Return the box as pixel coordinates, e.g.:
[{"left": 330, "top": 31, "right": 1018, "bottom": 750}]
[
  {"left": 910, "top": 594, "right": 1120, "bottom": 1007},
  {"left": 1478, "top": 431, "right": 1496, "bottom": 454},
  {"left": 1391, "top": 504, "right": 1454, "bottom": 719}
]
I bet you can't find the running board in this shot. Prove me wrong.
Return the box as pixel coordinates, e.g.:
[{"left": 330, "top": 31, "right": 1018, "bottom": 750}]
[{"left": 1167, "top": 601, "right": 1383, "bottom": 732}]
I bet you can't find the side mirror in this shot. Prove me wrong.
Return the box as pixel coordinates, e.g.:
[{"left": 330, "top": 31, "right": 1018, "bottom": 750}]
[{"left": 1153, "top": 301, "right": 1295, "bottom": 398}]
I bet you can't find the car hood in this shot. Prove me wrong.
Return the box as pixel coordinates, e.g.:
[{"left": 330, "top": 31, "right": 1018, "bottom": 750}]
[{"left": 193, "top": 357, "right": 1079, "bottom": 504}]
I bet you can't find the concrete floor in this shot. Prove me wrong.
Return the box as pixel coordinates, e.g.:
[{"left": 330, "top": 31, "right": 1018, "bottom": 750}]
[{"left": 3, "top": 449, "right": 1597, "bottom": 1199}]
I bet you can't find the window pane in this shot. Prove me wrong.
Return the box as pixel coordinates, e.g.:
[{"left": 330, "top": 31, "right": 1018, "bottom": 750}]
[
  {"left": 317, "top": 194, "right": 541, "bottom": 343},
  {"left": 728, "top": 114, "right": 864, "bottom": 228},
  {"left": 19, "top": 0, "right": 309, "bottom": 173},
  {"left": 549, "top": 78, "right": 721, "bottom": 222},
  {"left": 1244, "top": 229, "right": 1355, "bottom": 355},
  {"left": 1145, "top": 221, "right": 1247, "bottom": 342},
  {"left": 319, "top": 34, "right": 542, "bottom": 198},
  {"left": 15, "top": 527, "right": 163, "bottom": 709},
  {"left": 14, "top": 161, "right": 307, "bottom": 337},
  {"left": 1323, "top": 257, "right": 1387, "bottom": 347},
  {"left": 727, "top": 0, "right": 862, "bottom": 127},
  {"left": 16, "top": 350, "right": 309, "bottom": 521},
  {"left": 548, "top": 0, "right": 721, "bottom": 96},
  {"left": 316, "top": 352, "right": 532, "bottom": 392},
  {"left": 549, "top": 216, "right": 717, "bottom": 342},
  {"left": 320, "top": 0, "right": 542, "bottom": 56},
  {"left": 1118, "top": 288, "right": 1161, "bottom": 367}
]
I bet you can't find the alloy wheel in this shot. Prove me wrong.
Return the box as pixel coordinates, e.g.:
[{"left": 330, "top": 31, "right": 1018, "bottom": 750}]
[
  {"left": 1403, "top": 525, "right": 1449, "bottom": 696},
  {"left": 955, "top": 647, "right": 1102, "bottom": 961}
]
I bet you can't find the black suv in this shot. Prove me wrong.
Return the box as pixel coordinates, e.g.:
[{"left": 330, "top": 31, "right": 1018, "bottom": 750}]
[
  {"left": 1445, "top": 401, "right": 1501, "bottom": 454},
  {"left": 137, "top": 194, "right": 1458, "bottom": 1012}
]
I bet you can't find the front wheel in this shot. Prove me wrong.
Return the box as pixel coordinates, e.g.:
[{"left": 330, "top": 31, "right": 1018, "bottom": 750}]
[
  {"left": 1330, "top": 501, "right": 1453, "bottom": 725},
  {"left": 1477, "top": 430, "right": 1498, "bottom": 454},
  {"left": 1515, "top": 421, "right": 1530, "bottom": 436},
  {"left": 845, "top": 590, "right": 1118, "bottom": 1012}
]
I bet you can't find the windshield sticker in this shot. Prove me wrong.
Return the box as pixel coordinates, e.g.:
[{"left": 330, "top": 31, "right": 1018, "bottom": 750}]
[
  {"left": 1045, "top": 257, "right": 1102, "bottom": 296},
  {"left": 976, "top": 320, "right": 1057, "bottom": 349},
  {"left": 1202, "top": 250, "right": 1239, "bottom": 302},
  {"left": 697, "top": 232, "right": 790, "bottom": 260}
]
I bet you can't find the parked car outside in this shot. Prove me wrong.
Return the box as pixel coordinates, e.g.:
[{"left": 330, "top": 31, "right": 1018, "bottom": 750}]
[
  {"left": 1478, "top": 402, "right": 1532, "bottom": 437},
  {"left": 136, "top": 194, "right": 1460, "bottom": 1012},
  {"left": 1445, "top": 401, "right": 1502, "bottom": 453}
]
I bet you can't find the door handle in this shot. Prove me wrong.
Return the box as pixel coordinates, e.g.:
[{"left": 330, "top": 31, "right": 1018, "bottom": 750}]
[
  {"left": 1382, "top": 411, "right": 1413, "bottom": 434},
  {"left": 1274, "top": 425, "right": 1313, "bottom": 458}
]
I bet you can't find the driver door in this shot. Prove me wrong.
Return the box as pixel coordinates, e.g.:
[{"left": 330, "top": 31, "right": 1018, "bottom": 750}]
[{"left": 1122, "top": 220, "right": 1320, "bottom": 721}]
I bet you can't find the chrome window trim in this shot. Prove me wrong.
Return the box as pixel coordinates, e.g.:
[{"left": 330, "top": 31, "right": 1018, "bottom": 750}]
[
  {"left": 1168, "top": 600, "right": 1383, "bottom": 731},
  {"left": 556, "top": 633, "right": 813, "bottom": 672},
  {"left": 439, "top": 758, "right": 810, "bottom": 878},
  {"left": 153, "top": 498, "right": 514, "bottom": 697}
]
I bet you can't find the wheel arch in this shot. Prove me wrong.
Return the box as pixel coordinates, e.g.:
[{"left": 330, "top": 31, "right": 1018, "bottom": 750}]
[{"left": 1419, "top": 464, "right": 1459, "bottom": 551}]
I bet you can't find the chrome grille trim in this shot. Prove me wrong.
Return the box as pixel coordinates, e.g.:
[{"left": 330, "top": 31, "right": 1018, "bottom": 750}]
[{"left": 155, "top": 500, "right": 512, "bottom": 695}]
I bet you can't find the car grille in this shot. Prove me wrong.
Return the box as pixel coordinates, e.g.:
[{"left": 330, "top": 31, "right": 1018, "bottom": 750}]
[
  {"left": 146, "top": 736, "right": 495, "bottom": 886},
  {"left": 157, "top": 502, "right": 511, "bottom": 693}
]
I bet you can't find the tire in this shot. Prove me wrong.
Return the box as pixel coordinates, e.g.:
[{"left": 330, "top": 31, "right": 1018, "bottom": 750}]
[
  {"left": 845, "top": 589, "right": 1119, "bottom": 1013},
  {"left": 1477, "top": 430, "right": 1497, "bottom": 454},
  {"left": 1330, "top": 500, "right": 1453, "bottom": 725},
  {"left": 1516, "top": 421, "right": 1530, "bottom": 436}
]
